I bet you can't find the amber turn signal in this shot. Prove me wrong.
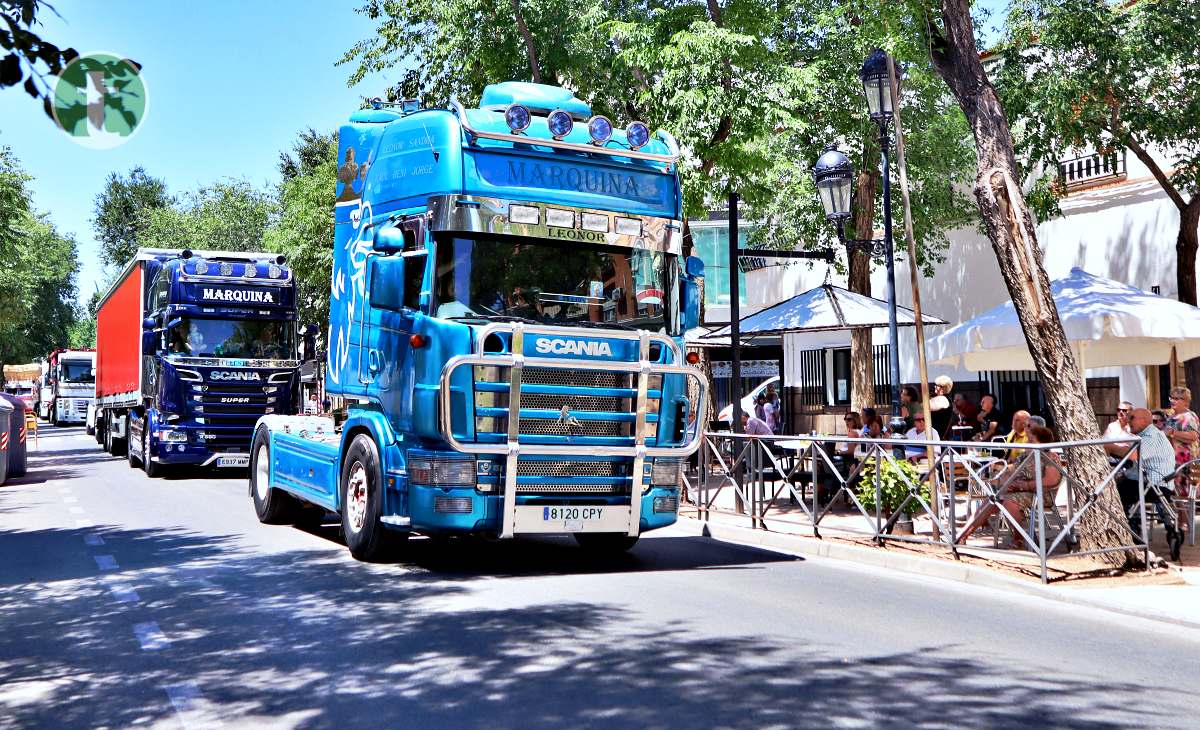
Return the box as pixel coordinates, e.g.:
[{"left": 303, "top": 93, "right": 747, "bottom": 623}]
[
  {"left": 685, "top": 351, "right": 700, "bottom": 365},
  {"left": 410, "top": 334, "right": 427, "bottom": 348}
]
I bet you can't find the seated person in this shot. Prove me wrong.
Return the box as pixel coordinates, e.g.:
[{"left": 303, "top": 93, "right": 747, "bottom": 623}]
[
  {"left": 957, "top": 425, "right": 1062, "bottom": 548},
  {"left": 903, "top": 414, "right": 941, "bottom": 463},
  {"left": 1103, "top": 401, "right": 1134, "bottom": 458},
  {"left": 1116, "top": 408, "right": 1180, "bottom": 556},
  {"left": 741, "top": 410, "right": 773, "bottom": 437},
  {"left": 1003, "top": 410, "right": 1031, "bottom": 460},
  {"left": 838, "top": 412, "right": 862, "bottom": 456}
]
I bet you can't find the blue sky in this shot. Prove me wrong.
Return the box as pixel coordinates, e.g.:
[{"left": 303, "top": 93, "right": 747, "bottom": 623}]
[{"left": 0, "top": 0, "right": 388, "bottom": 304}]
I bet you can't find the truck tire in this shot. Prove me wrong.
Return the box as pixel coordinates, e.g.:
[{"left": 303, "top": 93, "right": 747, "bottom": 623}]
[
  {"left": 51, "top": 404, "right": 61, "bottom": 428},
  {"left": 340, "top": 433, "right": 403, "bottom": 562},
  {"left": 573, "top": 533, "right": 640, "bottom": 554},
  {"left": 94, "top": 416, "right": 104, "bottom": 444},
  {"left": 141, "top": 428, "right": 162, "bottom": 478},
  {"left": 250, "top": 427, "right": 299, "bottom": 524}
]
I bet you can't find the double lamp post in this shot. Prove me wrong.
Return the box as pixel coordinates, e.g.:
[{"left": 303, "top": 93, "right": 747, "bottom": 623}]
[{"left": 728, "top": 48, "right": 907, "bottom": 434}]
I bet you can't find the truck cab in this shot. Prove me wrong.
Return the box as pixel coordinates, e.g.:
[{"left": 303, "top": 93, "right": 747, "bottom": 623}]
[
  {"left": 250, "top": 82, "right": 708, "bottom": 559},
  {"left": 47, "top": 349, "right": 96, "bottom": 426},
  {"left": 95, "top": 249, "right": 302, "bottom": 476}
]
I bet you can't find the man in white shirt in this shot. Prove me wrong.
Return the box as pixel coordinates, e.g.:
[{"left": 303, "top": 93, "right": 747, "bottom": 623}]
[
  {"left": 1103, "top": 401, "right": 1134, "bottom": 456},
  {"left": 903, "top": 413, "right": 941, "bottom": 462}
]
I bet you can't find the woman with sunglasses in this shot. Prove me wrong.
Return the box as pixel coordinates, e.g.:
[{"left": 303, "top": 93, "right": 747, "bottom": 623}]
[{"left": 1164, "top": 387, "right": 1199, "bottom": 467}]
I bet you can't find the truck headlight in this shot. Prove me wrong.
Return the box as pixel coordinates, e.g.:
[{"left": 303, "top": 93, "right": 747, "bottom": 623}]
[
  {"left": 156, "top": 430, "right": 188, "bottom": 443},
  {"left": 408, "top": 454, "right": 476, "bottom": 486},
  {"left": 650, "top": 459, "right": 682, "bottom": 486}
]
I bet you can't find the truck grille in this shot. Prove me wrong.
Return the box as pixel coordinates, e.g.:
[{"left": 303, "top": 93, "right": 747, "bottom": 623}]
[
  {"left": 515, "top": 484, "right": 625, "bottom": 495},
  {"left": 517, "top": 418, "right": 627, "bottom": 437},
  {"left": 516, "top": 461, "right": 621, "bottom": 477},
  {"left": 522, "top": 368, "right": 625, "bottom": 389}
]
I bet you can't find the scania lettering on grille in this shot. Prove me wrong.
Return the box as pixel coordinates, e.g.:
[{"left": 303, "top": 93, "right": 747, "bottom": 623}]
[
  {"left": 201, "top": 287, "right": 275, "bottom": 304},
  {"left": 210, "top": 371, "right": 261, "bottom": 381},
  {"left": 534, "top": 338, "right": 613, "bottom": 357}
]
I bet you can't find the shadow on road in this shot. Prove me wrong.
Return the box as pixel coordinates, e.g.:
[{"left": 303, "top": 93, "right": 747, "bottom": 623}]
[{"left": 0, "top": 524, "right": 1165, "bottom": 728}]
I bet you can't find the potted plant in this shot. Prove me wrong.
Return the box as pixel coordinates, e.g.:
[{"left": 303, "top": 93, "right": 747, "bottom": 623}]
[{"left": 856, "top": 457, "right": 930, "bottom": 534}]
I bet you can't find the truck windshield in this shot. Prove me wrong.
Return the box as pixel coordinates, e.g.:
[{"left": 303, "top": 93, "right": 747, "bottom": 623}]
[
  {"left": 167, "top": 318, "right": 295, "bottom": 360},
  {"left": 60, "top": 361, "right": 94, "bottom": 383},
  {"left": 433, "top": 236, "right": 679, "bottom": 333}
]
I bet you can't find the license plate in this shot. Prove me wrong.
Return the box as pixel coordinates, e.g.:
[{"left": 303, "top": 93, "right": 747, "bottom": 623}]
[
  {"left": 217, "top": 455, "right": 250, "bottom": 467},
  {"left": 542, "top": 506, "right": 606, "bottom": 531}
]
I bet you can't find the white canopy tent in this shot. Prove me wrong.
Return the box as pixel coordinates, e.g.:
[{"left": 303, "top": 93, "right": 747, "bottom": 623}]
[{"left": 929, "top": 268, "right": 1200, "bottom": 372}]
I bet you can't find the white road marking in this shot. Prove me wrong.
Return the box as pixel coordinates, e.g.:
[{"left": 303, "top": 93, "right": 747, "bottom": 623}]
[
  {"left": 83, "top": 534, "right": 105, "bottom": 546},
  {"left": 93, "top": 554, "right": 118, "bottom": 570},
  {"left": 133, "top": 622, "right": 169, "bottom": 651},
  {"left": 162, "top": 682, "right": 223, "bottom": 728},
  {"left": 109, "top": 584, "right": 140, "bottom": 603},
  {"left": 57, "top": 487, "right": 72, "bottom": 494},
  {"left": 68, "top": 506, "right": 84, "bottom": 514},
  {"left": 74, "top": 519, "right": 94, "bottom": 528},
  {"left": 62, "top": 496, "right": 77, "bottom": 503}
]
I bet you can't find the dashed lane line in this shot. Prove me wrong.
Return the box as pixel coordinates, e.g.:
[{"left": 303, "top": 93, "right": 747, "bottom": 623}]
[
  {"left": 83, "top": 534, "right": 105, "bottom": 546},
  {"left": 68, "top": 506, "right": 84, "bottom": 514},
  {"left": 132, "top": 621, "right": 170, "bottom": 651},
  {"left": 93, "top": 554, "right": 119, "bottom": 571},
  {"left": 163, "top": 682, "right": 223, "bottom": 728}
]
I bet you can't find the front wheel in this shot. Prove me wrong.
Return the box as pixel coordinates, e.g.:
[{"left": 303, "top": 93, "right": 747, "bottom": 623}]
[
  {"left": 573, "top": 533, "right": 640, "bottom": 554},
  {"left": 250, "top": 427, "right": 299, "bottom": 524},
  {"left": 142, "top": 428, "right": 162, "bottom": 478},
  {"left": 340, "top": 434, "right": 403, "bottom": 561}
]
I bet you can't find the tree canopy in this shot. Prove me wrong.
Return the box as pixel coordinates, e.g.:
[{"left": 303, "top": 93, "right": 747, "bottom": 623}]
[
  {"left": 0, "top": 0, "right": 78, "bottom": 116},
  {"left": 0, "top": 144, "right": 80, "bottom": 362},
  {"left": 994, "top": 0, "right": 1200, "bottom": 304},
  {"left": 92, "top": 166, "right": 172, "bottom": 270},
  {"left": 139, "top": 180, "right": 276, "bottom": 254}
]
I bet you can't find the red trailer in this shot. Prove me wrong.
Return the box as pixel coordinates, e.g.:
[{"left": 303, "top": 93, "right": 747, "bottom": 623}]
[{"left": 94, "top": 256, "right": 146, "bottom": 450}]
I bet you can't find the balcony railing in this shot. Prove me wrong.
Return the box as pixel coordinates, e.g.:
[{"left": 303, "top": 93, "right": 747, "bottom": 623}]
[{"left": 1057, "top": 149, "right": 1127, "bottom": 190}]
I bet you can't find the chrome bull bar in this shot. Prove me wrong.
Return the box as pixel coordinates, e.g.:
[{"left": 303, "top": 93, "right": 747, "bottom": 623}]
[{"left": 438, "top": 322, "right": 708, "bottom": 539}]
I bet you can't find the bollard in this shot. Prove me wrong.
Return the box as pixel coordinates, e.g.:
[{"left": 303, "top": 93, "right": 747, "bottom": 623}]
[{"left": 0, "top": 394, "right": 23, "bottom": 478}]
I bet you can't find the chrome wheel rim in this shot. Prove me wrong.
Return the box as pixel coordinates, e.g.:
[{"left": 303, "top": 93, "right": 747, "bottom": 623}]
[
  {"left": 346, "top": 462, "right": 368, "bottom": 533},
  {"left": 255, "top": 443, "right": 270, "bottom": 500}
]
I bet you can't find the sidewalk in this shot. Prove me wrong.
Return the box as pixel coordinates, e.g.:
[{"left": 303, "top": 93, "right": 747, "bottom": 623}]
[{"left": 677, "top": 508, "right": 1200, "bottom": 630}]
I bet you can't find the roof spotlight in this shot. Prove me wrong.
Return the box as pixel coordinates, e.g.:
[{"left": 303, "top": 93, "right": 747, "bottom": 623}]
[
  {"left": 505, "top": 104, "right": 531, "bottom": 133},
  {"left": 547, "top": 109, "right": 574, "bottom": 140},
  {"left": 627, "top": 121, "right": 651, "bottom": 150},
  {"left": 587, "top": 115, "right": 613, "bottom": 145}
]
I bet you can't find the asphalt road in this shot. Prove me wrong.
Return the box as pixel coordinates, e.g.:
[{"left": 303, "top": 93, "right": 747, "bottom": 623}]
[{"left": 2, "top": 426, "right": 1199, "bottom": 729}]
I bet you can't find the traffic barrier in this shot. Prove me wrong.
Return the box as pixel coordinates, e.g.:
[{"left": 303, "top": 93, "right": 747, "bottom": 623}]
[
  {"left": 0, "top": 397, "right": 11, "bottom": 485},
  {"left": 685, "top": 431, "right": 1162, "bottom": 583}
]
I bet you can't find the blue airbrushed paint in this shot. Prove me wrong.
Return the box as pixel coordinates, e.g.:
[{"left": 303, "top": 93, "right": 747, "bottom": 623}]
[{"left": 262, "top": 81, "right": 700, "bottom": 539}]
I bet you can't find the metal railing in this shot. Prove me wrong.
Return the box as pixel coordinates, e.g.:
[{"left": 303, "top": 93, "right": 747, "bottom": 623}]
[
  {"left": 684, "top": 431, "right": 1171, "bottom": 583},
  {"left": 1057, "top": 149, "right": 1126, "bottom": 190}
]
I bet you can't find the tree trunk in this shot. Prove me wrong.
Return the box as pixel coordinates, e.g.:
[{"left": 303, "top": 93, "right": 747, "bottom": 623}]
[
  {"left": 850, "top": 161, "right": 879, "bottom": 411},
  {"left": 928, "top": 0, "right": 1136, "bottom": 568},
  {"left": 1177, "top": 198, "right": 1199, "bottom": 307},
  {"left": 510, "top": 0, "right": 542, "bottom": 83}
]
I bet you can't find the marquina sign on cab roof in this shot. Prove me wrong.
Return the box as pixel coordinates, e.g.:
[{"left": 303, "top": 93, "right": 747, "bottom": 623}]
[{"left": 201, "top": 288, "right": 277, "bottom": 304}]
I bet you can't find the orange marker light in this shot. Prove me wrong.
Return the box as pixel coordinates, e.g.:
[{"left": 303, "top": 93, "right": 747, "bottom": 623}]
[
  {"left": 410, "top": 334, "right": 427, "bottom": 348},
  {"left": 685, "top": 351, "right": 700, "bottom": 365}
]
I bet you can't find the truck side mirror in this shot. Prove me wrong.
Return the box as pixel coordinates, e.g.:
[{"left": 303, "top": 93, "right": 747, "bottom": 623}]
[
  {"left": 685, "top": 255, "right": 705, "bottom": 279},
  {"left": 374, "top": 215, "right": 426, "bottom": 254},
  {"left": 368, "top": 256, "right": 406, "bottom": 311},
  {"left": 143, "top": 317, "right": 157, "bottom": 330}
]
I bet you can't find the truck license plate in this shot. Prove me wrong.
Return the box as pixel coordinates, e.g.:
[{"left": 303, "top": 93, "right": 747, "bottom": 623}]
[
  {"left": 217, "top": 455, "right": 250, "bottom": 467},
  {"left": 542, "top": 506, "right": 605, "bottom": 531}
]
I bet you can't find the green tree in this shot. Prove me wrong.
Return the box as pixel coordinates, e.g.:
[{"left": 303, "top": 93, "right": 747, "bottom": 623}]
[
  {"left": 916, "top": 0, "right": 1131, "bottom": 565},
  {"left": 994, "top": 0, "right": 1200, "bottom": 306},
  {"left": 0, "top": 0, "right": 79, "bottom": 116},
  {"left": 266, "top": 131, "right": 337, "bottom": 327},
  {"left": 92, "top": 166, "right": 172, "bottom": 269},
  {"left": 0, "top": 145, "right": 79, "bottom": 361},
  {"left": 140, "top": 180, "right": 277, "bottom": 253}
]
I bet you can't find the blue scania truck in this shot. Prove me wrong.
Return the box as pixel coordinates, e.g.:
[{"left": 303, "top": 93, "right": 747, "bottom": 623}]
[
  {"left": 95, "top": 248, "right": 302, "bottom": 477},
  {"left": 248, "top": 82, "right": 708, "bottom": 559}
]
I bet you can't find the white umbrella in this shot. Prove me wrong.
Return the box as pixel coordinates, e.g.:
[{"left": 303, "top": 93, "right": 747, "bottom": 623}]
[
  {"left": 698, "top": 284, "right": 945, "bottom": 340},
  {"left": 929, "top": 267, "right": 1200, "bottom": 372}
]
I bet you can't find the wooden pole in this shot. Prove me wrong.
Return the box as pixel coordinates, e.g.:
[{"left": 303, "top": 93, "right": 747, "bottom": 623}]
[{"left": 887, "top": 54, "right": 941, "bottom": 542}]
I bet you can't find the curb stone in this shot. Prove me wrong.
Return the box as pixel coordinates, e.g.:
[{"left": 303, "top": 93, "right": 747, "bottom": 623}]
[{"left": 676, "top": 516, "right": 1200, "bottom": 632}]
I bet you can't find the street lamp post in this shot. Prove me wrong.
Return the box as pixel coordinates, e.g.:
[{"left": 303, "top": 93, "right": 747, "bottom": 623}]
[{"left": 811, "top": 48, "right": 905, "bottom": 431}]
